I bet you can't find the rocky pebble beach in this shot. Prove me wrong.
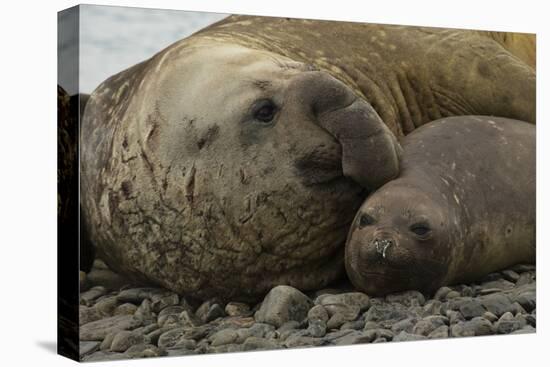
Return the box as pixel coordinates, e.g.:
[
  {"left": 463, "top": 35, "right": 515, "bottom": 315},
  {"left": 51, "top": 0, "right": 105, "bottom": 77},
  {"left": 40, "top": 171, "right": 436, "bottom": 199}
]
[{"left": 79, "top": 260, "right": 536, "bottom": 361}]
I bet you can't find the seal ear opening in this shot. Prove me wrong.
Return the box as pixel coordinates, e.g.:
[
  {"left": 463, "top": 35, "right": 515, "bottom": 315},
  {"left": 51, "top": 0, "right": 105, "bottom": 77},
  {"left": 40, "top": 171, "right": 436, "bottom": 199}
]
[{"left": 317, "top": 98, "right": 403, "bottom": 191}]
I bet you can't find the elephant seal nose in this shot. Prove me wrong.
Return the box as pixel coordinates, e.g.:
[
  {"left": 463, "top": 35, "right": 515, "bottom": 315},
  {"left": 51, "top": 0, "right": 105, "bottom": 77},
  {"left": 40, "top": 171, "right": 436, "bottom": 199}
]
[{"left": 372, "top": 238, "right": 394, "bottom": 259}]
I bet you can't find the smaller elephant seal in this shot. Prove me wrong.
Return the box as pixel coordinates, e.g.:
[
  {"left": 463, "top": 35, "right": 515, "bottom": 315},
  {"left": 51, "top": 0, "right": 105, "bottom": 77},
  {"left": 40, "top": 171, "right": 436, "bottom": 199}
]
[{"left": 345, "top": 116, "right": 535, "bottom": 296}]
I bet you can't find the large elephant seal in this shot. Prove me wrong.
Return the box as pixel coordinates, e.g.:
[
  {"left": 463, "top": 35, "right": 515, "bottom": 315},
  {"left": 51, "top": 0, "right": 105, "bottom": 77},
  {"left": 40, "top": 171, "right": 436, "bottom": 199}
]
[
  {"left": 345, "top": 116, "right": 535, "bottom": 296},
  {"left": 81, "top": 15, "right": 535, "bottom": 301}
]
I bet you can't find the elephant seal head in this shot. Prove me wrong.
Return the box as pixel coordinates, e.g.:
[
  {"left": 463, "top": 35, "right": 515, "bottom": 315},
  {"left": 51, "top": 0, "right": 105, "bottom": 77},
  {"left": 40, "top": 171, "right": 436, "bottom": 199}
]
[
  {"left": 345, "top": 181, "right": 452, "bottom": 296},
  {"left": 81, "top": 38, "right": 401, "bottom": 300}
]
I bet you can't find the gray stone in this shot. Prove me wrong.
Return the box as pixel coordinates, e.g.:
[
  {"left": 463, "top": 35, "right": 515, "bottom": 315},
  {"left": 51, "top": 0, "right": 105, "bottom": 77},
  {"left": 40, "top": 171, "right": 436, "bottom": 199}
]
[
  {"left": 94, "top": 296, "right": 119, "bottom": 316},
  {"left": 393, "top": 331, "right": 427, "bottom": 342},
  {"left": 525, "top": 314, "right": 536, "bottom": 327},
  {"left": 510, "top": 302, "right": 527, "bottom": 316},
  {"left": 482, "top": 312, "right": 498, "bottom": 323},
  {"left": 413, "top": 316, "right": 447, "bottom": 336},
  {"left": 134, "top": 299, "right": 153, "bottom": 323},
  {"left": 179, "top": 310, "right": 202, "bottom": 327},
  {"left": 480, "top": 294, "right": 514, "bottom": 316},
  {"left": 501, "top": 270, "right": 520, "bottom": 282},
  {"left": 80, "top": 315, "right": 142, "bottom": 341},
  {"left": 170, "top": 338, "right": 197, "bottom": 350},
  {"left": 100, "top": 332, "right": 115, "bottom": 351},
  {"left": 242, "top": 337, "right": 280, "bottom": 351},
  {"left": 81, "top": 351, "right": 127, "bottom": 362},
  {"left": 457, "top": 299, "right": 486, "bottom": 319},
  {"left": 79, "top": 341, "right": 100, "bottom": 357},
  {"left": 423, "top": 300, "right": 442, "bottom": 315},
  {"left": 157, "top": 327, "right": 188, "bottom": 349},
  {"left": 79, "top": 306, "right": 103, "bottom": 325},
  {"left": 157, "top": 305, "right": 187, "bottom": 327},
  {"left": 514, "top": 291, "right": 536, "bottom": 312},
  {"left": 477, "top": 288, "right": 503, "bottom": 296},
  {"left": 434, "top": 287, "right": 452, "bottom": 301},
  {"left": 255, "top": 286, "right": 313, "bottom": 328},
  {"left": 114, "top": 303, "right": 138, "bottom": 316},
  {"left": 307, "top": 305, "right": 329, "bottom": 323},
  {"left": 225, "top": 302, "right": 251, "bottom": 317},
  {"left": 511, "top": 264, "right": 536, "bottom": 273},
  {"left": 327, "top": 312, "right": 358, "bottom": 330},
  {"left": 363, "top": 328, "right": 393, "bottom": 341},
  {"left": 331, "top": 330, "right": 373, "bottom": 345},
  {"left": 209, "top": 329, "right": 239, "bottom": 346},
  {"left": 284, "top": 331, "right": 323, "bottom": 348},
  {"left": 125, "top": 344, "right": 164, "bottom": 358},
  {"left": 450, "top": 317, "right": 493, "bottom": 337},
  {"left": 110, "top": 330, "right": 147, "bottom": 352},
  {"left": 80, "top": 286, "right": 107, "bottom": 305},
  {"left": 363, "top": 321, "right": 380, "bottom": 331},
  {"left": 391, "top": 318, "right": 417, "bottom": 333},
  {"left": 495, "top": 312, "right": 527, "bottom": 334},
  {"left": 151, "top": 292, "right": 179, "bottom": 313},
  {"left": 428, "top": 325, "right": 449, "bottom": 339},
  {"left": 363, "top": 303, "right": 410, "bottom": 325},
  {"left": 386, "top": 290, "right": 425, "bottom": 307},
  {"left": 316, "top": 292, "right": 370, "bottom": 312},
  {"left": 481, "top": 279, "right": 515, "bottom": 291},
  {"left": 516, "top": 272, "right": 535, "bottom": 286},
  {"left": 117, "top": 288, "right": 164, "bottom": 304},
  {"left": 340, "top": 320, "right": 365, "bottom": 331},
  {"left": 307, "top": 320, "right": 327, "bottom": 337},
  {"left": 249, "top": 323, "right": 276, "bottom": 338},
  {"left": 446, "top": 310, "right": 465, "bottom": 325},
  {"left": 278, "top": 320, "right": 301, "bottom": 332},
  {"left": 446, "top": 291, "right": 461, "bottom": 300}
]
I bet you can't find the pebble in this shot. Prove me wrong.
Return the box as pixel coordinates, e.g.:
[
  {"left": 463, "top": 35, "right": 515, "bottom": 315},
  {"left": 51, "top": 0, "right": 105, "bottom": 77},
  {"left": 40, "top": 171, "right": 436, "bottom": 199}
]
[
  {"left": 80, "top": 315, "right": 142, "bottom": 341},
  {"left": 114, "top": 303, "right": 138, "bottom": 316},
  {"left": 78, "top": 260, "right": 536, "bottom": 362},
  {"left": 225, "top": 302, "right": 251, "bottom": 317},
  {"left": 386, "top": 291, "right": 425, "bottom": 307},
  {"left": 110, "top": 330, "right": 147, "bottom": 352},
  {"left": 255, "top": 285, "right": 313, "bottom": 328}
]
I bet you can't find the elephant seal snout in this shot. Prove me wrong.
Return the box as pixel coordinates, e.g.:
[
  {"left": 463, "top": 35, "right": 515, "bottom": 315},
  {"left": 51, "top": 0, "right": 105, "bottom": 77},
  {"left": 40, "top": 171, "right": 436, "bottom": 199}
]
[{"left": 346, "top": 116, "right": 535, "bottom": 296}]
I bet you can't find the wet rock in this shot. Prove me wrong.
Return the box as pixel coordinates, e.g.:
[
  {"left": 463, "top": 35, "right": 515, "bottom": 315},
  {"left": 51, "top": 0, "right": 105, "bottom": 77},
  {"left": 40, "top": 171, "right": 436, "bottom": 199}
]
[
  {"left": 125, "top": 344, "right": 164, "bottom": 358},
  {"left": 480, "top": 294, "right": 514, "bottom": 317},
  {"left": 450, "top": 317, "right": 493, "bottom": 337},
  {"left": 480, "top": 279, "right": 515, "bottom": 291},
  {"left": 117, "top": 288, "right": 163, "bottom": 304},
  {"left": 114, "top": 303, "right": 138, "bottom": 316},
  {"left": 79, "top": 341, "right": 100, "bottom": 358},
  {"left": 82, "top": 351, "right": 127, "bottom": 362},
  {"left": 445, "top": 291, "right": 461, "bottom": 300},
  {"left": 393, "top": 331, "right": 427, "bottom": 342},
  {"left": 242, "top": 336, "right": 280, "bottom": 351},
  {"left": 307, "top": 305, "right": 329, "bottom": 323},
  {"left": 386, "top": 291, "right": 425, "bottom": 307},
  {"left": 316, "top": 292, "right": 370, "bottom": 312},
  {"left": 501, "top": 270, "right": 520, "bottom": 283},
  {"left": 110, "top": 330, "right": 147, "bottom": 352},
  {"left": 428, "top": 325, "right": 449, "bottom": 339},
  {"left": 391, "top": 318, "right": 417, "bottom": 334},
  {"left": 413, "top": 316, "right": 447, "bottom": 336},
  {"left": 255, "top": 286, "right": 313, "bottom": 328},
  {"left": 363, "top": 328, "right": 393, "bottom": 341},
  {"left": 495, "top": 312, "right": 527, "bottom": 334},
  {"left": 225, "top": 302, "right": 251, "bottom": 317},
  {"left": 79, "top": 305, "right": 104, "bottom": 325},
  {"left": 80, "top": 315, "right": 142, "bottom": 341},
  {"left": 434, "top": 287, "right": 452, "bottom": 301},
  {"left": 80, "top": 286, "right": 107, "bottom": 305},
  {"left": 151, "top": 292, "right": 179, "bottom": 313},
  {"left": 134, "top": 299, "right": 153, "bottom": 323},
  {"left": 209, "top": 329, "right": 239, "bottom": 346},
  {"left": 307, "top": 320, "right": 327, "bottom": 337},
  {"left": 340, "top": 320, "right": 365, "bottom": 331}
]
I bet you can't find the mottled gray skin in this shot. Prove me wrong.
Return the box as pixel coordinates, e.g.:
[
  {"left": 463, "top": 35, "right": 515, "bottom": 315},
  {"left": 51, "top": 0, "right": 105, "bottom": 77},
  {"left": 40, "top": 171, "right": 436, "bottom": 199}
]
[
  {"left": 346, "top": 116, "right": 535, "bottom": 296},
  {"left": 81, "top": 15, "right": 535, "bottom": 301}
]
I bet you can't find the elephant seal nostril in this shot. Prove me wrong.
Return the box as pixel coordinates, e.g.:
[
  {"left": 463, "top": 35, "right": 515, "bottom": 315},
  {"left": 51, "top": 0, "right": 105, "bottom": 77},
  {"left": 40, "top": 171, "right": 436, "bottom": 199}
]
[{"left": 373, "top": 238, "right": 394, "bottom": 259}]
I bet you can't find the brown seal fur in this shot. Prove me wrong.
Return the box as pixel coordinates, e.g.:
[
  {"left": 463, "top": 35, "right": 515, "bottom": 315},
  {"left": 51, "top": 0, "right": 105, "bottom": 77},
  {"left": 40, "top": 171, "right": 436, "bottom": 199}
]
[{"left": 345, "top": 116, "right": 535, "bottom": 296}]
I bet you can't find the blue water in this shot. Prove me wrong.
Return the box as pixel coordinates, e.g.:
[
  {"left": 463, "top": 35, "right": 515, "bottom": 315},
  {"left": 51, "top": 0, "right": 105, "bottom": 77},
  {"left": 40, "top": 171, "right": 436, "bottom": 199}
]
[{"left": 78, "top": 5, "right": 227, "bottom": 93}]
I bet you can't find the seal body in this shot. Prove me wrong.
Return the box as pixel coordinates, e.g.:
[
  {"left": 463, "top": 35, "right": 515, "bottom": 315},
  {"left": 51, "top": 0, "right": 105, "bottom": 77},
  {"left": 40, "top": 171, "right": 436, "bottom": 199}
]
[
  {"left": 345, "top": 116, "right": 535, "bottom": 295},
  {"left": 81, "top": 15, "right": 535, "bottom": 300}
]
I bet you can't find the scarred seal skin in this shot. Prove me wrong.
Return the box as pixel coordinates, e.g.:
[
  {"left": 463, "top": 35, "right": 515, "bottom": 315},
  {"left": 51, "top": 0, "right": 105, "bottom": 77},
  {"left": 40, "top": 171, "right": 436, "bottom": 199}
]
[
  {"left": 81, "top": 14, "right": 535, "bottom": 301},
  {"left": 345, "top": 116, "right": 535, "bottom": 296}
]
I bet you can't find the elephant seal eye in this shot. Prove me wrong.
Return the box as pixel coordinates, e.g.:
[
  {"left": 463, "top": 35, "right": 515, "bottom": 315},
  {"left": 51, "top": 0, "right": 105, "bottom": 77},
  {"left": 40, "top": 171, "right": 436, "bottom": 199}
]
[
  {"left": 253, "top": 100, "right": 277, "bottom": 123},
  {"left": 358, "top": 213, "right": 375, "bottom": 227},
  {"left": 410, "top": 223, "right": 431, "bottom": 238}
]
